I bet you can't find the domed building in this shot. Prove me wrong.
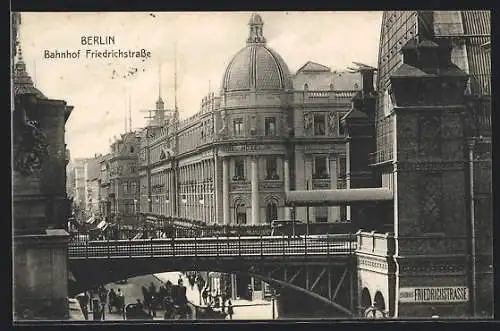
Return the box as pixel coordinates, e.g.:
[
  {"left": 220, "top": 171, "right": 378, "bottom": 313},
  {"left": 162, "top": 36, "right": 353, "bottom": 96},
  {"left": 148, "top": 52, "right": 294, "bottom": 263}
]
[{"left": 137, "top": 12, "right": 368, "bottom": 299}]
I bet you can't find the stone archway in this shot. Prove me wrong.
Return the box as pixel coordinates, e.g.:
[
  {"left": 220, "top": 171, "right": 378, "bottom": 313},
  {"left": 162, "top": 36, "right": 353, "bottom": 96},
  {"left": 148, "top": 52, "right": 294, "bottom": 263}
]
[
  {"left": 265, "top": 201, "right": 278, "bottom": 223},
  {"left": 374, "top": 291, "right": 386, "bottom": 311},
  {"left": 361, "top": 287, "right": 372, "bottom": 314}
]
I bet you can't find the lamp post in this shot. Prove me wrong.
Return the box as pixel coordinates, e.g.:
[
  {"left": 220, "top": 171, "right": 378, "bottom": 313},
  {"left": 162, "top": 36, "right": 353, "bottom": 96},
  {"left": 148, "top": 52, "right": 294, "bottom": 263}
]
[
  {"left": 271, "top": 288, "right": 280, "bottom": 320},
  {"left": 306, "top": 179, "right": 310, "bottom": 237}
]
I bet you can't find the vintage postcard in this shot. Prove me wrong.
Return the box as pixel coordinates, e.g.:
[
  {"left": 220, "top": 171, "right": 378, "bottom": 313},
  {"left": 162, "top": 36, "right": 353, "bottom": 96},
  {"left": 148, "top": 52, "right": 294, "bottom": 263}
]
[{"left": 11, "top": 11, "right": 492, "bottom": 322}]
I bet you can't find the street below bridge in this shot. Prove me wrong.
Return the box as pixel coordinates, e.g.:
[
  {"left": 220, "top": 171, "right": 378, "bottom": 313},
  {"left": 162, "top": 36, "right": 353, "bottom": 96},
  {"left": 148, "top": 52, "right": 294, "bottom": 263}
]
[{"left": 86, "top": 272, "right": 275, "bottom": 320}]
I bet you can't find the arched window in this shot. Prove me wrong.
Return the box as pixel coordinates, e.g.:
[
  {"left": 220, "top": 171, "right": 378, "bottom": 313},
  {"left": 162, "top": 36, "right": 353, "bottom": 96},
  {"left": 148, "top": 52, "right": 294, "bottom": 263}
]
[
  {"left": 329, "top": 83, "right": 334, "bottom": 90},
  {"left": 130, "top": 145, "right": 134, "bottom": 153},
  {"left": 235, "top": 202, "right": 246, "bottom": 225},
  {"left": 266, "top": 201, "right": 278, "bottom": 223},
  {"left": 304, "top": 83, "right": 309, "bottom": 91}
]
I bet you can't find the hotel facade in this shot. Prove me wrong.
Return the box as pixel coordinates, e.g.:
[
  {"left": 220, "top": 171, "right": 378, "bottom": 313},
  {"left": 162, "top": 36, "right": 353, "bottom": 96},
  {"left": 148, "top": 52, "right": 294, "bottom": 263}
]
[{"left": 137, "top": 14, "right": 367, "bottom": 228}]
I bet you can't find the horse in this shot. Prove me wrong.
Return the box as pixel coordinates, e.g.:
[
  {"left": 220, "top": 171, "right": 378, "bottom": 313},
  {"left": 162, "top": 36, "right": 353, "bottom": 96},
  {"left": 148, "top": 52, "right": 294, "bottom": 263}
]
[{"left": 109, "top": 294, "right": 125, "bottom": 317}]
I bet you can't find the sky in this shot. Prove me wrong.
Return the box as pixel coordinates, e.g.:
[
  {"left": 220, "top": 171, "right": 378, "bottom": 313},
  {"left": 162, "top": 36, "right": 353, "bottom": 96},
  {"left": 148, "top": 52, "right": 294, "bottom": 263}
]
[{"left": 17, "top": 11, "right": 382, "bottom": 159}]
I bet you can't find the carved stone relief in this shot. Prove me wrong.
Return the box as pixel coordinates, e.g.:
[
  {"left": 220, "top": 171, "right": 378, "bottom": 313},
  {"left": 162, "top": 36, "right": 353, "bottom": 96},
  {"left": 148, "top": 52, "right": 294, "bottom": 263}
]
[
  {"left": 14, "top": 107, "right": 49, "bottom": 176},
  {"left": 328, "top": 111, "right": 337, "bottom": 136},
  {"left": 303, "top": 111, "right": 313, "bottom": 135}
]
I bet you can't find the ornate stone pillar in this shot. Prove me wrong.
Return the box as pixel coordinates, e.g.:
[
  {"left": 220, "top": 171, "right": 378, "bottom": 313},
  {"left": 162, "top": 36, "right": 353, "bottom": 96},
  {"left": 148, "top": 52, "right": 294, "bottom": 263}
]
[
  {"left": 222, "top": 157, "right": 230, "bottom": 225},
  {"left": 284, "top": 158, "right": 291, "bottom": 220},
  {"left": 251, "top": 156, "right": 259, "bottom": 225}
]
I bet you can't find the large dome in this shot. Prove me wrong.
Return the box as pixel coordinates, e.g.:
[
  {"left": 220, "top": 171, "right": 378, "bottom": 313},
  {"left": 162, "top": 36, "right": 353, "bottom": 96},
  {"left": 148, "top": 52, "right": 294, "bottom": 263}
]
[{"left": 221, "top": 13, "right": 292, "bottom": 92}]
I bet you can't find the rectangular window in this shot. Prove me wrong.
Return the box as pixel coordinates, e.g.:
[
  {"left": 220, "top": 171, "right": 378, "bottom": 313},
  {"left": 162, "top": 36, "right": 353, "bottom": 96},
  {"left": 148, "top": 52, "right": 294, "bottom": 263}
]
[
  {"left": 234, "top": 158, "right": 245, "bottom": 180},
  {"left": 313, "top": 156, "right": 328, "bottom": 179},
  {"left": 265, "top": 157, "right": 279, "bottom": 180},
  {"left": 233, "top": 118, "right": 244, "bottom": 136},
  {"left": 265, "top": 117, "right": 276, "bottom": 136},
  {"left": 123, "top": 182, "right": 129, "bottom": 194},
  {"left": 314, "top": 114, "right": 326, "bottom": 135},
  {"left": 315, "top": 206, "right": 328, "bottom": 223}
]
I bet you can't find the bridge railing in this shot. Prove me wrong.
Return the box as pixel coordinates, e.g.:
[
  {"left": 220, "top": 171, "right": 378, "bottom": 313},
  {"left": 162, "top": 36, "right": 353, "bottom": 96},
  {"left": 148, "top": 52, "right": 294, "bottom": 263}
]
[{"left": 68, "top": 234, "right": 357, "bottom": 259}]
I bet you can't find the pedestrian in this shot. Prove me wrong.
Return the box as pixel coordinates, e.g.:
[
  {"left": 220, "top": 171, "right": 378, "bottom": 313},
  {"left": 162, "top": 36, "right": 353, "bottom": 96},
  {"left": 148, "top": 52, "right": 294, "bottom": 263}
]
[
  {"left": 92, "top": 298, "right": 100, "bottom": 320},
  {"left": 221, "top": 296, "right": 226, "bottom": 313},
  {"left": 227, "top": 300, "right": 234, "bottom": 320},
  {"left": 81, "top": 293, "right": 89, "bottom": 320},
  {"left": 202, "top": 288, "right": 208, "bottom": 306}
]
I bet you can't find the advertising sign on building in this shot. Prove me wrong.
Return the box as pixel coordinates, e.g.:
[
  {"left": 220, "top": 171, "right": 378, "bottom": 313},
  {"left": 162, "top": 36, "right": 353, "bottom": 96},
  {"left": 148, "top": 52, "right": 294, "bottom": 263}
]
[{"left": 399, "top": 287, "right": 469, "bottom": 303}]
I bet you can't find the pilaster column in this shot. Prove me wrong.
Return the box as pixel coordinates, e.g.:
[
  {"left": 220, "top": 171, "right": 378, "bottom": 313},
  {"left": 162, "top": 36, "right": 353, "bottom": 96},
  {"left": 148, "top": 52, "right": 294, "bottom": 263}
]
[
  {"left": 251, "top": 156, "right": 259, "bottom": 225},
  {"left": 329, "top": 156, "right": 340, "bottom": 222},
  {"left": 284, "top": 158, "right": 291, "bottom": 220},
  {"left": 222, "top": 157, "right": 230, "bottom": 225},
  {"left": 201, "top": 161, "right": 205, "bottom": 222},
  {"left": 304, "top": 156, "right": 314, "bottom": 222}
]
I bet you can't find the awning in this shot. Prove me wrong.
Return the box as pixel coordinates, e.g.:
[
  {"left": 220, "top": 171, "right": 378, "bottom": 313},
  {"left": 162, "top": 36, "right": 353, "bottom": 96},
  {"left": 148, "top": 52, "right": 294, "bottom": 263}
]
[
  {"left": 285, "top": 188, "right": 393, "bottom": 207},
  {"left": 86, "top": 217, "right": 95, "bottom": 224},
  {"left": 96, "top": 220, "right": 107, "bottom": 230}
]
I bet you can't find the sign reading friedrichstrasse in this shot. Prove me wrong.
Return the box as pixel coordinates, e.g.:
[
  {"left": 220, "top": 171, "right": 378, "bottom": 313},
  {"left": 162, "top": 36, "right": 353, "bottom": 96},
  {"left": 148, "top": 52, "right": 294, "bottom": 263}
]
[{"left": 399, "top": 287, "right": 469, "bottom": 303}]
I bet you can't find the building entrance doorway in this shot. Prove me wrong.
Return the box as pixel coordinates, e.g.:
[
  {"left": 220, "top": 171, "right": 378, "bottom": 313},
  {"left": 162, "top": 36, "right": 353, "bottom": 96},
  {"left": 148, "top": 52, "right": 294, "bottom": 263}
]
[
  {"left": 266, "top": 202, "right": 278, "bottom": 223},
  {"left": 236, "top": 203, "right": 246, "bottom": 225}
]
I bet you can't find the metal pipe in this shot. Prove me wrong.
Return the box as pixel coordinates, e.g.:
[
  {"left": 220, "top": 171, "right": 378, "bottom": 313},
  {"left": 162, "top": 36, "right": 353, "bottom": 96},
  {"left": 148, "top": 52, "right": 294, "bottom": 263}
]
[{"left": 468, "top": 139, "right": 477, "bottom": 317}]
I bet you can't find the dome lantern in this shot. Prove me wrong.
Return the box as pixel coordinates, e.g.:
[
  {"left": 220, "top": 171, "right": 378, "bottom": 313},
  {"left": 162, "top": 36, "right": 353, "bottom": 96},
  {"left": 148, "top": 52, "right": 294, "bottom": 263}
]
[
  {"left": 247, "top": 13, "right": 266, "bottom": 45},
  {"left": 221, "top": 13, "right": 292, "bottom": 93}
]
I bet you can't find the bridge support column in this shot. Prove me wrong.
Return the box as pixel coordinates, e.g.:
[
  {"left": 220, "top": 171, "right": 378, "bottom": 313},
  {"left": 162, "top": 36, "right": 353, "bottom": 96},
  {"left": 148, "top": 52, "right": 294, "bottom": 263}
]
[
  {"left": 222, "top": 157, "right": 230, "bottom": 225},
  {"left": 284, "top": 158, "right": 291, "bottom": 220},
  {"left": 251, "top": 157, "right": 259, "bottom": 225}
]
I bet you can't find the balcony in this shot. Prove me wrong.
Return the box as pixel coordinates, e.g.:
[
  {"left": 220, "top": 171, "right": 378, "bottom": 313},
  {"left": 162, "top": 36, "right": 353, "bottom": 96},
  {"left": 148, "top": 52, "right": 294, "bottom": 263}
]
[
  {"left": 259, "top": 180, "right": 283, "bottom": 190},
  {"left": 312, "top": 178, "right": 330, "bottom": 189},
  {"left": 231, "top": 181, "right": 250, "bottom": 191}
]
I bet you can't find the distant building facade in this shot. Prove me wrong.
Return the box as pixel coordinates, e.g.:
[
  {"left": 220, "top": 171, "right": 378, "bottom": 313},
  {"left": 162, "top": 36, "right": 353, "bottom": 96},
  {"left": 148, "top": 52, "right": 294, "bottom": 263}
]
[
  {"left": 83, "top": 155, "right": 103, "bottom": 219},
  {"left": 105, "top": 132, "right": 142, "bottom": 225}
]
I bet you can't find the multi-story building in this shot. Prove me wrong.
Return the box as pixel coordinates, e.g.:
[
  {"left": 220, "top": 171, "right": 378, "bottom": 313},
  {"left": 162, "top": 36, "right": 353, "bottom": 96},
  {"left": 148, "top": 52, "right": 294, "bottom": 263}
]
[
  {"left": 98, "top": 154, "right": 112, "bottom": 221},
  {"left": 107, "top": 132, "right": 141, "bottom": 226},
  {"left": 137, "top": 13, "right": 366, "bottom": 299},
  {"left": 83, "top": 155, "right": 103, "bottom": 219},
  {"left": 138, "top": 13, "right": 363, "bottom": 226},
  {"left": 71, "top": 158, "right": 88, "bottom": 212}
]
